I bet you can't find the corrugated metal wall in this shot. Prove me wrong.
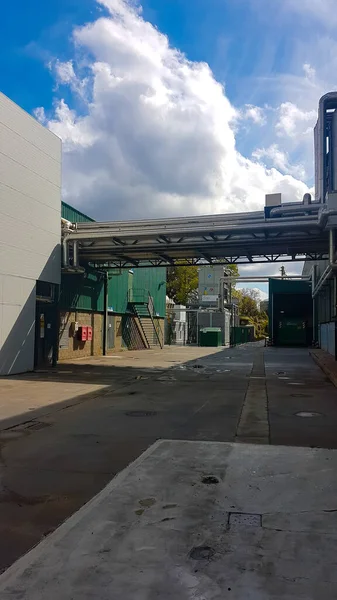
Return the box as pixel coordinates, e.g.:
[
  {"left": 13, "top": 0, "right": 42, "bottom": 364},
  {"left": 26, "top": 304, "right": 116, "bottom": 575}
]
[
  {"left": 133, "top": 268, "right": 166, "bottom": 317},
  {"left": 61, "top": 202, "right": 94, "bottom": 223},
  {"left": 61, "top": 202, "right": 166, "bottom": 317},
  {"left": 60, "top": 269, "right": 105, "bottom": 312},
  {"left": 108, "top": 270, "right": 131, "bottom": 314},
  {"left": 319, "top": 323, "right": 336, "bottom": 356}
]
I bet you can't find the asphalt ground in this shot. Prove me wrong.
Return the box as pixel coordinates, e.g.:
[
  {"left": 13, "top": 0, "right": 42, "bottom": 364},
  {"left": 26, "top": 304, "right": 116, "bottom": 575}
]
[{"left": 0, "top": 342, "right": 336, "bottom": 573}]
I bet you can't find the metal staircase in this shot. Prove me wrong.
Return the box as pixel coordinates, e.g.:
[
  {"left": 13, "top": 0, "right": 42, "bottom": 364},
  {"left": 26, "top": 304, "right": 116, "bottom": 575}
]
[{"left": 128, "top": 289, "right": 163, "bottom": 349}]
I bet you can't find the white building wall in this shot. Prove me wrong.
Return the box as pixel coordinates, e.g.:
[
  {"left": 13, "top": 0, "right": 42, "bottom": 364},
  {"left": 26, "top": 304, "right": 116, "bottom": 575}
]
[{"left": 0, "top": 93, "right": 61, "bottom": 375}]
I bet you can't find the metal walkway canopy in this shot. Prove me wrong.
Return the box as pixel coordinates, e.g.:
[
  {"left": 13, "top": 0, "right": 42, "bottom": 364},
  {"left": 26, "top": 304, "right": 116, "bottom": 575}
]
[{"left": 62, "top": 198, "right": 337, "bottom": 269}]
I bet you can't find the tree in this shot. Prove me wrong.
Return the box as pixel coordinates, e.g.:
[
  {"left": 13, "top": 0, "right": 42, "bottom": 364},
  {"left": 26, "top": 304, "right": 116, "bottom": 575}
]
[
  {"left": 167, "top": 265, "right": 199, "bottom": 305},
  {"left": 236, "top": 287, "right": 268, "bottom": 339},
  {"left": 238, "top": 294, "right": 260, "bottom": 319},
  {"left": 166, "top": 262, "right": 240, "bottom": 306}
]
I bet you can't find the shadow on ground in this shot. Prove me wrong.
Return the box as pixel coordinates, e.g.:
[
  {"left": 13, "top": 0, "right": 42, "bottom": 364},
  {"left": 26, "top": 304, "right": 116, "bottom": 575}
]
[{"left": 0, "top": 342, "right": 337, "bottom": 573}]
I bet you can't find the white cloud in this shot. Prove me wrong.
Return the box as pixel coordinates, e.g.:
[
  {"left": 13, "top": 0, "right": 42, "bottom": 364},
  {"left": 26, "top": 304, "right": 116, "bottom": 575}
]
[
  {"left": 252, "top": 144, "right": 306, "bottom": 179},
  {"left": 33, "top": 106, "right": 47, "bottom": 124},
  {"left": 54, "top": 60, "right": 76, "bottom": 84},
  {"left": 276, "top": 102, "right": 317, "bottom": 139},
  {"left": 236, "top": 285, "right": 268, "bottom": 301},
  {"left": 282, "top": 0, "right": 337, "bottom": 27},
  {"left": 246, "top": 0, "right": 337, "bottom": 28},
  {"left": 241, "top": 104, "right": 266, "bottom": 125},
  {"left": 40, "top": 0, "right": 310, "bottom": 220},
  {"left": 50, "top": 59, "right": 90, "bottom": 99},
  {"left": 303, "top": 63, "right": 316, "bottom": 81}
]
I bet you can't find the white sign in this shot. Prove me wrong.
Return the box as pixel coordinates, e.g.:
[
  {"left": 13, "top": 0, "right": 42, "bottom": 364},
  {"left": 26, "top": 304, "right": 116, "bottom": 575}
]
[{"left": 202, "top": 295, "right": 218, "bottom": 303}]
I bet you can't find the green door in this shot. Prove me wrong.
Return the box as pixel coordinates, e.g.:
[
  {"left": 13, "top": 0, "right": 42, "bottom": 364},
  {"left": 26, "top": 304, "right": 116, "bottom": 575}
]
[{"left": 278, "top": 318, "right": 307, "bottom": 346}]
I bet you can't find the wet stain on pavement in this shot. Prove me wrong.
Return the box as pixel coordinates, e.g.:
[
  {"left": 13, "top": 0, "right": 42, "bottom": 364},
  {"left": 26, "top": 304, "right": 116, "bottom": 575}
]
[
  {"left": 139, "top": 498, "right": 156, "bottom": 508},
  {"left": 189, "top": 546, "right": 215, "bottom": 560}
]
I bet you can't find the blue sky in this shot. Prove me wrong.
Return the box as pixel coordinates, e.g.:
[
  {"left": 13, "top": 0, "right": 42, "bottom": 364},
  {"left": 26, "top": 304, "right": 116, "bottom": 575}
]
[
  {"left": 2, "top": 0, "right": 337, "bottom": 291},
  {"left": 2, "top": 0, "right": 314, "bottom": 118}
]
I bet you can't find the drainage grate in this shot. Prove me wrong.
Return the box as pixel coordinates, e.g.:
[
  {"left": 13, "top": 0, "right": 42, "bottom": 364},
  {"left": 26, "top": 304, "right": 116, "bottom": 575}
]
[
  {"left": 295, "top": 411, "right": 323, "bottom": 418},
  {"left": 229, "top": 512, "right": 262, "bottom": 528},
  {"left": 27, "top": 421, "right": 52, "bottom": 431},
  {"left": 202, "top": 476, "right": 219, "bottom": 485},
  {"left": 189, "top": 546, "right": 215, "bottom": 560},
  {"left": 125, "top": 410, "right": 157, "bottom": 417},
  {"left": 291, "top": 393, "right": 311, "bottom": 398}
]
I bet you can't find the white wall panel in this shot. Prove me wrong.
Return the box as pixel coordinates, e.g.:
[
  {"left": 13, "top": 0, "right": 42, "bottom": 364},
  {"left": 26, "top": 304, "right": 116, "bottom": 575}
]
[
  {"left": 0, "top": 275, "right": 36, "bottom": 375},
  {"left": 0, "top": 93, "right": 61, "bottom": 374},
  {"left": 0, "top": 94, "right": 60, "bottom": 159}
]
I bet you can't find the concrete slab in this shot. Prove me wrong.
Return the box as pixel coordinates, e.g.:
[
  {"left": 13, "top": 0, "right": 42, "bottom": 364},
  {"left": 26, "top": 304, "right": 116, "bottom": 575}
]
[{"left": 1, "top": 439, "right": 337, "bottom": 599}]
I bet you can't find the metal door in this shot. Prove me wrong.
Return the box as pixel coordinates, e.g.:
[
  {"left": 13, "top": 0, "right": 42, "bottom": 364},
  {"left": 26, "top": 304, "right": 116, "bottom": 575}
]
[{"left": 34, "top": 302, "right": 57, "bottom": 368}]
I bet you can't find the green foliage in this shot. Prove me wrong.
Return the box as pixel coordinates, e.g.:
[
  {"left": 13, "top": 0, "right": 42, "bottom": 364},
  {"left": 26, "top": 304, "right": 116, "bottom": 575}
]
[
  {"left": 236, "top": 288, "right": 268, "bottom": 339},
  {"left": 167, "top": 266, "right": 199, "bottom": 305},
  {"left": 167, "top": 263, "right": 240, "bottom": 305},
  {"left": 225, "top": 264, "right": 239, "bottom": 280}
]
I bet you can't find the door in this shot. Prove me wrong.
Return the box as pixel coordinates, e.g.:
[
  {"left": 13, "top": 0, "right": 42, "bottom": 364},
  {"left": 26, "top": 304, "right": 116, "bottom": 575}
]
[{"left": 34, "top": 302, "right": 57, "bottom": 369}]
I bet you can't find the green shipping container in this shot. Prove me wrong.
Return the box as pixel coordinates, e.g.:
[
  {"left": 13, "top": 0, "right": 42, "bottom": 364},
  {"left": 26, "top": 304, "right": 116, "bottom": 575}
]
[{"left": 199, "top": 328, "right": 222, "bottom": 347}]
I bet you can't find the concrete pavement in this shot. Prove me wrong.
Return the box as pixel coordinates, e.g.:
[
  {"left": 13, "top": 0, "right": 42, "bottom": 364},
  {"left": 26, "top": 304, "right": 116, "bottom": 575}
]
[
  {"left": 0, "top": 342, "right": 337, "bottom": 590},
  {"left": 0, "top": 346, "right": 223, "bottom": 430},
  {"left": 2, "top": 440, "right": 337, "bottom": 599}
]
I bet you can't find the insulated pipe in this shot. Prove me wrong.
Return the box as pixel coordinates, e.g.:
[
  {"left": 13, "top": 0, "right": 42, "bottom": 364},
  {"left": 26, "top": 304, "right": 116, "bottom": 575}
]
[
  {"left": 318, "top": 208, "right": 337, "bottom": 228},
  {"left": 312, "top": 265, "right": 337, "bottom": 298},
  {"left": 269, "top": 204, "right": 320, "bottom": 218},
  {"left": 73, "top": 211, "right": 266, "bottom": 230},
  {"left": 62, "top": 239, "right": 69, "bottom": 267},
  {"left": 222, "top": 276, "right": 310, "bottom": 282},
  {"left": 65, "top": 216, "right": 320, "bottom": 242},
  {"left": 73, "top": 241, "right": 79, "bottom": 268},
  {"left": 61, "top": 218, "right": 74, "bottom": 230}
]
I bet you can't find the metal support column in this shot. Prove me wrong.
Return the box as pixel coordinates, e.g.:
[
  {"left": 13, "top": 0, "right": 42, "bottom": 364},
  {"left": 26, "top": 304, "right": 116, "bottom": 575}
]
[
  {"left": 330, "top": 229, "right": 336, "bottom": 263},
  {"left": 103, "top": 272, "right": 109, "bottom": 356},
  {"left": 312, "top": 265, "right": 318, "bottom": 345}
]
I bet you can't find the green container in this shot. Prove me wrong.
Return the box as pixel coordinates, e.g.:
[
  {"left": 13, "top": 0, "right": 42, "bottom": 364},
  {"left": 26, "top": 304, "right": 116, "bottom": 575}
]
[
  {"left": 231, "top": 326, "right": 255, "bottom": 345},
  {"left": 199, "top": 328, "right": 222, "bottom": 347},
  {"left": 277, "top": 318, "right": 307, "bottom": 346}
]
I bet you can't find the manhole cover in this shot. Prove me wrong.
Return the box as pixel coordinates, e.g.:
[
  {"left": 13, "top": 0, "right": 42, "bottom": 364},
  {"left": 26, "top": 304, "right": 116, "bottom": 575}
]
[
  {"left": 125, "top": 411, "right": 157, "bottom": 417},
  {"left": 202, "top": 476, "right": 219, "bottom": 485},
  {"left": 295, "top": 411, "right": 323, "bottom": 418},
  {"left": 229, "top": 513, "right": 262, "bottom": 528},
  {"left": 189, "top": 546, "right": 215, "bottom": 560}
]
